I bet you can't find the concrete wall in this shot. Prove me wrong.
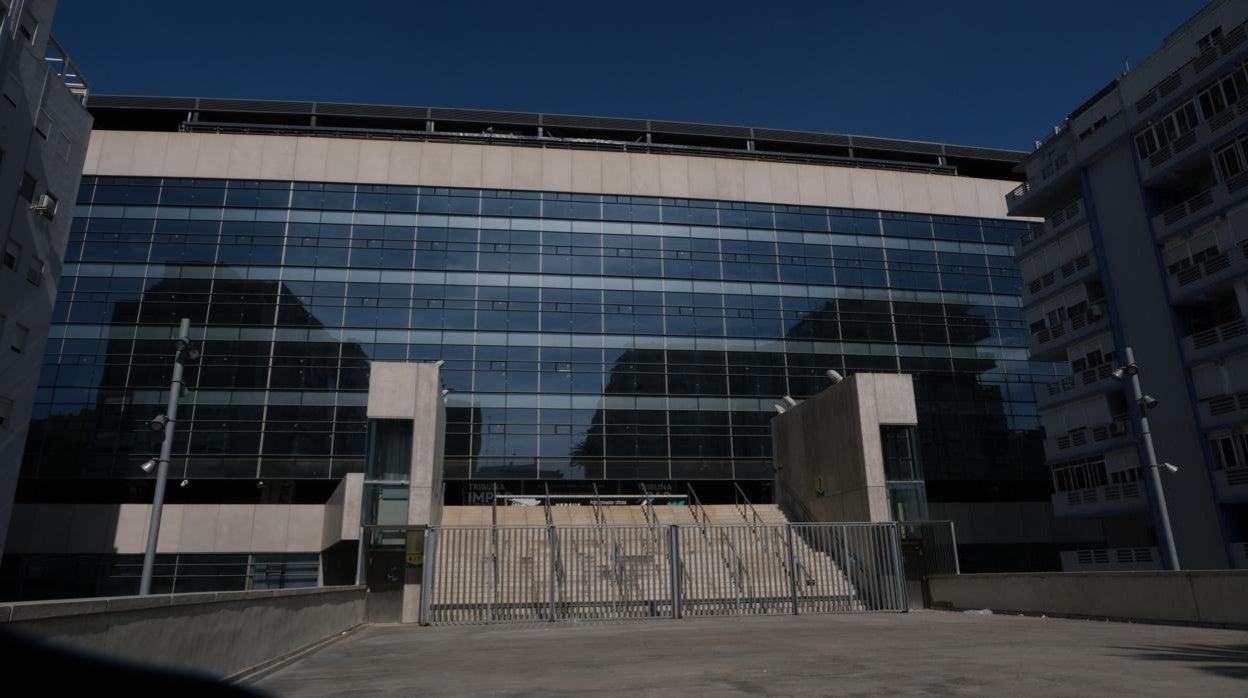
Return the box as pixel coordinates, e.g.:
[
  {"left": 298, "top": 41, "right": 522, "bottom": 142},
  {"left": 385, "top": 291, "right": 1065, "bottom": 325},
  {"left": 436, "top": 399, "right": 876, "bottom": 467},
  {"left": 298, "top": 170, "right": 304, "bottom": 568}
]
[
  {"left": 83, "top": 130, "right": 1020, "bottom": 219},
  {"left": 0, "top": 585, "right": 366, "bottom": 679},
  {"left": 772, "top": 373, "right": 916, "bottom": 522},
  {"left": 0, "top": 0, "right": 92, "bottom": 560},
  {"left": 929, "top": 571, "right": 1248, "bottom": 627},
  {"left": 365, "top": 361, "right": 445, "bottom": 622},
  {"left": 7, "top": 473, "right": 363, "bottom": 555},
  {"left": 1086, "top": 140, "right": 1227, "bottom": 569}
]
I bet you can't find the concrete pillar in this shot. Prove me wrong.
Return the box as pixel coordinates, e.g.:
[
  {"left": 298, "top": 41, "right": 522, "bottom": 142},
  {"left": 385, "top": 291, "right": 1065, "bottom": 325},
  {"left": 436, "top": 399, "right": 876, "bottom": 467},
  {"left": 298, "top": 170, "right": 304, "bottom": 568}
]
[
  {"left": 771, "top": 373, "right": 918, "bottom": 523},
  {"left": 365, "top": 362, "right": 445, "bottom": 623}
]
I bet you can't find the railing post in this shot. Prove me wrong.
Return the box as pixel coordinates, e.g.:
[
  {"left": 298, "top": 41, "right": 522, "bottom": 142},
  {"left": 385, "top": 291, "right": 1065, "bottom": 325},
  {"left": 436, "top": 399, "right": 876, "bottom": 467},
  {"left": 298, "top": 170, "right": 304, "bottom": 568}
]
[
  {"left": 419, "top": 527, "right": 437, "bottom": 625},
  {"left": 547, "top": 524, "right": 558, "bottom": 622},
  {"left": 889, "top": 523, "right": 907, "bottom": 611},
  {"left": 355, "top": 525, "right": 367, "bottom": 586},
  {"left": 669, "top": 525, "right": 682, "bottom": 619},
  {"left": 785, "top": 524, "right": 800, "bottom": 615},
  {"left": 948, "top": 520, "right": 961, "bottom": 575}
]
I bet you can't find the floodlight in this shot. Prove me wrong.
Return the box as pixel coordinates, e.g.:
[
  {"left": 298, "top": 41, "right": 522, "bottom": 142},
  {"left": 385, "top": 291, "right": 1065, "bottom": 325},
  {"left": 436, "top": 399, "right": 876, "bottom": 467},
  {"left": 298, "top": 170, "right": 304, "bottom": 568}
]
[
  {"left": 434, "top": 359, "right": 445, "bottom": 368},
  {"left": 826, "top": 369, "right": 844, "bottom": 384},
  {"left": 149, "top": 414, "right": 169, "bottom": 432},
  {"left": 782, "top": 395, "right": 798, "bottom": 407},
  {"left": 140, "top": 458, "right": 158, "bottom": 473},
  {"left": 773, "top": 403, "right": 787, "bottom": 414},
  {"left": 179, "top": 479, "right": 189, "bottom": 487},
  {"left": 1163, "top": 462, "right": 1179, "bottom": 474},
  {"left": 1139, "top": 395, "right": 1159, "bottom": 410}
]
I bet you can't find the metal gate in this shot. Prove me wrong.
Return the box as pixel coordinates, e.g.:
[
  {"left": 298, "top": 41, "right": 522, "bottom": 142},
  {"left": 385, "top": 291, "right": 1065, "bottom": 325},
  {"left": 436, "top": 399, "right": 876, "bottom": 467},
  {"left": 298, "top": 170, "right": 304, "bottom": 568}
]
[{"left": 420, "top": 522, "right": 906, "bottom": 624}]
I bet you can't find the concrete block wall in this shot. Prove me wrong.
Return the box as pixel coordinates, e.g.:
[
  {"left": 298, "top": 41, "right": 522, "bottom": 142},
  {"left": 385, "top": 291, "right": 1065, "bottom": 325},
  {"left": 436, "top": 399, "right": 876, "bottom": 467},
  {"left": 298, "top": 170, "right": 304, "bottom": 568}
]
[
  {"left": 772, "top": 373, "right": 917, "bottom": 523},
  {"left": 929, "top": 571, "right": 1248, "bottom": 627},
  {"left": 0, "top": 585, "right": 367, "bottom": 679}
]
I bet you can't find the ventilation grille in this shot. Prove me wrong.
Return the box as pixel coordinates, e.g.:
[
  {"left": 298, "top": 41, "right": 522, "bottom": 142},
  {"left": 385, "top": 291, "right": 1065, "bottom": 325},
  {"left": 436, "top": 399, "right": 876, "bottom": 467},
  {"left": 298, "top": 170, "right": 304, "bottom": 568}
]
[
  {"left": 315, "top": 103, "right": 429, "bottom": 118},
  {"left": 197, "top": 98, "right": 314, "bottom": 113},
  {"left": 650, "top": 120, "right": 751, "bottom": 138},
  {"left": 753, "top": 128, "right": 850, "bottom": 146}
]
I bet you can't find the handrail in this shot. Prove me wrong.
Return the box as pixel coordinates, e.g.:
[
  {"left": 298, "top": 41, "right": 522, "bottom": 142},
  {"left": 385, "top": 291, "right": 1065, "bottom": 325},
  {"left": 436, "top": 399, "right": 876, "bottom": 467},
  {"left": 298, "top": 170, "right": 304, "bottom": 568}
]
[
  {"left": 686, "top": 484, "right": 750, "bottom": 600},
  {"left": 735, "top": 483, "right": 812, "bottom": 588},
  {"left": 491, "top": 482, "right": 498, "bottom": 529},
  {"left": 542, "top": 483, "right": 554, "bottom": 527},
  {"left": 732, "top": 482, "right": 767, "bottom": 529},
  {"left": 590, "top": 482, "right": 606, "bottom": 527}
]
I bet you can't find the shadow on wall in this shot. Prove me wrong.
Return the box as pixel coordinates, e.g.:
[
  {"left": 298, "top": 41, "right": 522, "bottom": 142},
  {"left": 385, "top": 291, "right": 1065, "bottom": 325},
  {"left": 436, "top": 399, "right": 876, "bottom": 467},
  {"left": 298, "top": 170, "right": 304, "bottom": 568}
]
[{"left": 1113, "top": 643, "right": 1248, "bottom": 680}]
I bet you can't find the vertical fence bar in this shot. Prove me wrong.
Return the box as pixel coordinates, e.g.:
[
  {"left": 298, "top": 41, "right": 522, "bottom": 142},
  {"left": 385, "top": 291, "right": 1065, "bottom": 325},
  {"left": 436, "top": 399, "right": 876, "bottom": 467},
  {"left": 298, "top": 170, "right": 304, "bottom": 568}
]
[
  {"left": 670, "top": 525, "right": 682, "bottom": 619},
  {"left": 785, "top": 524, "right": 799, "bottom": 615},
  {"left": 420, "top": 528, "right": 437, "bottom": 625},
  {"left": 891, "top": 524, "right": 906, "bottom": 611}
]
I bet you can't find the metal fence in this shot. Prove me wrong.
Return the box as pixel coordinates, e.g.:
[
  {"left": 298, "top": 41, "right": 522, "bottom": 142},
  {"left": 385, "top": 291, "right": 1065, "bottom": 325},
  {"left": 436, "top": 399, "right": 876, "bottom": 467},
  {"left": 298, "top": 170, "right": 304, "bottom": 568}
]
[
  {"left": 898, "top": 520, "right": 960, "bottom": 577},
  {"left": 420, "top": 522, "right": 907, "bottom": 625}
]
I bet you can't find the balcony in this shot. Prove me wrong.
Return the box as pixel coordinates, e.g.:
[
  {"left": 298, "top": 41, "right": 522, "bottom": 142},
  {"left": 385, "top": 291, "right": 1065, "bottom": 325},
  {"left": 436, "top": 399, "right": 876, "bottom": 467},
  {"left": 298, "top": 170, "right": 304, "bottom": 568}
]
[
  {"left": 44, "top": 36, "right": 89, "bottom": 106},
  {"left": 1028, "top": 303, "right": 1110, "bottom": 361},
  {"left": 1167, "top": 238, "right": 1248, "bottom": 304},
  {"left": 1139, "top": 93, "right": 1248, "bottom": 186},
  {"left": 1214, "top": 465, "right": 1248, "bottom": 503},
  {"left": 1044, "top": 416, "right": 1134, "bottom": 462},
  {"left": 1036, "top": 363, "right": 1118, "bottom": 411},
  {"left": 1180, "top": 317, "right": 1248, "bottom": 364},
  {"left": 1152, "top": 172, "right": 1248, "bottom": 243},
  {"left": 1006, "top": 131, "right": 1079, "bottom": 218},
  {"left": 1023, "top": 252, "right": 1096, "bottom": 305},
  {"left": 1132, "top": 23, "right": 1248, "bottom": 127},
  {"left": 1059, "top": 547, "right": 1160, "bottom": 572},
  {"left": 1050, "top": 481, "right": 1148, "bottom": 518},
  {"left": 1197, "top": 391, "right": 1248, "bottom": 430},
  {"left": 1015, "top": 199, "right": 1086, "bottom": 258}
]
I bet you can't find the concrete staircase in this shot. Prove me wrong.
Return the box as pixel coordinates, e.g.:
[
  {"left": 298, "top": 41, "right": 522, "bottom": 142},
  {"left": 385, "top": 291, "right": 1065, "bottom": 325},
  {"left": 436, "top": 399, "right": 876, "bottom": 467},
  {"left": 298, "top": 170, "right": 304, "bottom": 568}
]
[{"left": 427, "top": 503, "right": 862, "bottom": 623}]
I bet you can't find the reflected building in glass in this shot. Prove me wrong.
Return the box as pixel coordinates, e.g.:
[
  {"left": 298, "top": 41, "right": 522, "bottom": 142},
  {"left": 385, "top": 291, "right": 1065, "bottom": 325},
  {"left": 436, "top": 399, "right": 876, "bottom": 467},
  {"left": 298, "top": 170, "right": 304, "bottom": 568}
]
[{"left": 2, "top": 97, "right": 1105, "bottom": 597}]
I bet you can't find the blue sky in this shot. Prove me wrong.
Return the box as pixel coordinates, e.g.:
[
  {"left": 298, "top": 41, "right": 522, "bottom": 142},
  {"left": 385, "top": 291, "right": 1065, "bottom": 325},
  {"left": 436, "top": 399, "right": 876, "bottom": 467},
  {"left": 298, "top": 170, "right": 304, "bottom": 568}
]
[{"left": 55, "top": 0, "right": 1206, "bottom": 151}]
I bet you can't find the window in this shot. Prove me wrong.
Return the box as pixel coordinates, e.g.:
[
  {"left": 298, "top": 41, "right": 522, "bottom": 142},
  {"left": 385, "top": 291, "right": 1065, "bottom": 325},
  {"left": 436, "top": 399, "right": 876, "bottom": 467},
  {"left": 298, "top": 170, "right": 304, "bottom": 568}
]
[
  {"left": 0, "top": 396, "right": 12, "bottom": 429},
  {"left": 2, "top": 239, "right": 18, "bottom": 270},
  {"left": 11, "top": 322, "right": 28, "bottom": 353},
  {"left": 1215, "top": 139, "right": 1247, "bottom": 181},
  {"left": 19, "top": 172, "right": 36, "bottom": 201},
  {"left": 26, "top": 255, "right": 42, "bottom": 286}
]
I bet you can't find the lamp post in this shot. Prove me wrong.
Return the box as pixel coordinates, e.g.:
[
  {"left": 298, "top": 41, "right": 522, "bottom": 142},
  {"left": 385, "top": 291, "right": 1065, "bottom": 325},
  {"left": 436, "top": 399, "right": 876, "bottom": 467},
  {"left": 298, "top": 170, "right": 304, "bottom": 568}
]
[
  {"left": 139, "top": 318, "right": 196, "bottom": 594},
  {"left": 1116, "top": 346, "right": 1180, "bottom": 571}
]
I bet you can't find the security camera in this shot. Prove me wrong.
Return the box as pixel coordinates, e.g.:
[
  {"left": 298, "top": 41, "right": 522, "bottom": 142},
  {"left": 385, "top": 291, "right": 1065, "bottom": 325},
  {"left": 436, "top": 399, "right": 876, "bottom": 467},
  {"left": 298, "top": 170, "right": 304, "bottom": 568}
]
[
  {"left": 782, "top": 395, "right": 798, "bottom": 407},
  {"left": 149, "top": 414, "right": 169, "bottom": 432},
  {"left": 1139, "top": 395, "right": 1159, "bottom": 410},
  {"left": 826, "top": 369, "right": 844, "bottom": 384},
  {"left": 1162, "top": 462, "right": 1179, "bottom": 474},
  {"left": 1111, "top": 363, "right": 1139, "bottom": 381},
  {"left": 140, "top": 458, "right": 158, "bottom": 473},
  {"left": 442, "top": 388, "right": 450, "bottom": 397},
  {"left": 773, "top": 403, "right": 787, "bottom": 414}
]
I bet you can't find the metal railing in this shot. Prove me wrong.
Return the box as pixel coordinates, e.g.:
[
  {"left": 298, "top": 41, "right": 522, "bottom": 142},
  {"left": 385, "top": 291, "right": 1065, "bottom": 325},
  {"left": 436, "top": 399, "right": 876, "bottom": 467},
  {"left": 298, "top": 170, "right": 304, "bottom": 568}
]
[
  {"left": 420, "top": 521, "right": 908, "bottom": 624},
  {"left": 898, "top": 521, "right": 960, "bottom": 576}
]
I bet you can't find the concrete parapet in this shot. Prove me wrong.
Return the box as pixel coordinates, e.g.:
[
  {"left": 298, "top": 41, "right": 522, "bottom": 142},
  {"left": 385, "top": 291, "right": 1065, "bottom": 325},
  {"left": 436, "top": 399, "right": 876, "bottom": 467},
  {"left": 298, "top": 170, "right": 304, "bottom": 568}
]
[
  {"left": 929, "top": 571, "right": 1248, "bottom": 627},
  {"left": 0, "top": 585, "right": 367, "bottom": 678}
]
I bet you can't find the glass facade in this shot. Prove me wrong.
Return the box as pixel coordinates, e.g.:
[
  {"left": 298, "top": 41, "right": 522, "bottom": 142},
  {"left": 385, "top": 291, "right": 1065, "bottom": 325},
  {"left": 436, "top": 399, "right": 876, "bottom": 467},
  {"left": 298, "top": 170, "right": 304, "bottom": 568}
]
[{"left": 21, "top": 176, "right": 1055, "bottom": 525}]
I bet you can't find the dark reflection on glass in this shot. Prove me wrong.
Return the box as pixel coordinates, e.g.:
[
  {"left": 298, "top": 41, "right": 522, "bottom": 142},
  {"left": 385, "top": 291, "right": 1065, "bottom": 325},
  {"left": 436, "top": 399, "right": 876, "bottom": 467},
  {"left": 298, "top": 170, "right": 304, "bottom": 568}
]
[{"left": 30, "top": 177, "right": 1049, "bottom": 502}]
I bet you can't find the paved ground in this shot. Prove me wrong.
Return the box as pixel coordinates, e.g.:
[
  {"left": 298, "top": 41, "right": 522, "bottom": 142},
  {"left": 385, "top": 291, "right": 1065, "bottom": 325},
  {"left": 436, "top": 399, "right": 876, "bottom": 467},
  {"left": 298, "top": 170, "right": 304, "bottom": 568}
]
[{"left": 255, "top": 611, "right": 1248, "bottom": 696}]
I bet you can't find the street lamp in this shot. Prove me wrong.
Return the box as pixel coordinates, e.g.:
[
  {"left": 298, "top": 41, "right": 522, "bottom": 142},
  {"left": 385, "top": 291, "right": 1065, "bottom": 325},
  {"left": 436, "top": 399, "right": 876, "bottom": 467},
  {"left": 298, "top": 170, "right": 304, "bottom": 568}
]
[
  {"left": 1112, "top": 346, "right": 1180, "bottom": 570},
  {"left": 138, "top": 318, "right": 198, "bottom": 594}
]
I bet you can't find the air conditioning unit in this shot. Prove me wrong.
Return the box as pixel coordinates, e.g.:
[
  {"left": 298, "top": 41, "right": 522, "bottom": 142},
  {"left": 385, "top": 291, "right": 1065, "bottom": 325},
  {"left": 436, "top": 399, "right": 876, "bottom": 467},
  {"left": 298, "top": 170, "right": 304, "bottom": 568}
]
[
  {"left": 1109, "top": 421, "right": 1128, "bottom": 437},
  {"left": 30, "top": 194, "right": 56, "bottom": 219}
]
